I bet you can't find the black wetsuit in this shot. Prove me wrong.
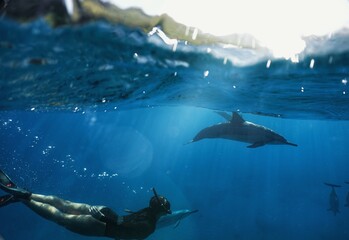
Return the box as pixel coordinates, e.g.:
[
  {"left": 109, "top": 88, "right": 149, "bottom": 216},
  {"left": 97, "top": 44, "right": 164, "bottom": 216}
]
[{"left": 101, "top": 207, "right": 157, "bottom": 240}]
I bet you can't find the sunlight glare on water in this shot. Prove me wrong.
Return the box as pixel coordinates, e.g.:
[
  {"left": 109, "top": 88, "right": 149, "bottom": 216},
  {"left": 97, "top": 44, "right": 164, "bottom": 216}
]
[{"left": 110, "top": 0, "right": 349, "bottom": 60}]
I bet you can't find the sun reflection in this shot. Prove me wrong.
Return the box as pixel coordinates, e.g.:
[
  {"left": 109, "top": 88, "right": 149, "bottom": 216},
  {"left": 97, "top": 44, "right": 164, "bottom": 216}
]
[
  {"left": 309, "top": 59, "right": 315, "bottom": 69},
  {"left": 266, "top": 59, "right": 271, "bottom": 68}
]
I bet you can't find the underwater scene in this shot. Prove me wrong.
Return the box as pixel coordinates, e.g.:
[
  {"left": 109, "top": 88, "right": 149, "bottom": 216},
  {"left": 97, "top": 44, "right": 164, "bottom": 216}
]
[{"left": 1, "top": 0, "right": 349, "bottom": 239}]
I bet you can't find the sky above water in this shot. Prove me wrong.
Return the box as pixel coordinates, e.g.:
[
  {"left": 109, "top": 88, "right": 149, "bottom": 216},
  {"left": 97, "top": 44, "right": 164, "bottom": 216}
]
[{"left": 108, "top": 0, "right": 349, "bottom": 59}]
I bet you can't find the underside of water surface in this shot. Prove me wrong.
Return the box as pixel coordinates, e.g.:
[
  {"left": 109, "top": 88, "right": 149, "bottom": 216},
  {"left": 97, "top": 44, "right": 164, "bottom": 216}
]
[{"left": 1, "top": 0, "right": 349, "bottom": 119}]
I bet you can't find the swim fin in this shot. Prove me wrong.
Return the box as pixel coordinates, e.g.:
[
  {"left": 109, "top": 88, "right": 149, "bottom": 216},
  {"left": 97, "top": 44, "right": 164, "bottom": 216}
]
[
  {"left": 0, "top": 169, "right": 31, "bottom": 199},
  {"left": 0, "top": 194, "right": 19, "bottom": 208}
]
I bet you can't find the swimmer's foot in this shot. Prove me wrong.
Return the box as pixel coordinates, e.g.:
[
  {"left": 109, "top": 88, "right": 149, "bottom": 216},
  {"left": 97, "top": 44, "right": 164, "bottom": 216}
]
[
  {"left": 0, "top": 194, "right": 20, "bottom": 208},
  {"left": 0, "top": 169, "right": 31, "bottom": 200}
]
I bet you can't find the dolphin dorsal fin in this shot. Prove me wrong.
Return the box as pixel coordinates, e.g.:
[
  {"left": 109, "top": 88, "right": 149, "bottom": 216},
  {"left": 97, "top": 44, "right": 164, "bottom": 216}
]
[{"left": 231, "top": 112, "right": 245, "bottom": 124}]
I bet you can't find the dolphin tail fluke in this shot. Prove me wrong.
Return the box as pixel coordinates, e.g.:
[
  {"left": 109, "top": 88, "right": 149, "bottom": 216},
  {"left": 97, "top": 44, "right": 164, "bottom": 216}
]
[
  {"left": 286, "top": 142, "right": 298, "bottom": 147},
  {"left": 324, "top": 182, "right": 341, "bottom": 188}
]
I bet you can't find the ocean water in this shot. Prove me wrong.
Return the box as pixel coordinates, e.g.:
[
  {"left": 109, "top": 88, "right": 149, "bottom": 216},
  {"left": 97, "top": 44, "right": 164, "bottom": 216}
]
[{"left": 0, "top": 19, "right": 349, "bottom": 240}]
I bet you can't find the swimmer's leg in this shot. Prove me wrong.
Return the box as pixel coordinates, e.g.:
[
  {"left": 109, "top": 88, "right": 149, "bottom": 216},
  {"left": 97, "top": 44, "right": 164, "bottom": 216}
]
[
  {"left": 30, "top": 194, "right": 105, "bottom": 215},
  {"left": 24, "top": 199, "right": 106, "bottom": 236}
]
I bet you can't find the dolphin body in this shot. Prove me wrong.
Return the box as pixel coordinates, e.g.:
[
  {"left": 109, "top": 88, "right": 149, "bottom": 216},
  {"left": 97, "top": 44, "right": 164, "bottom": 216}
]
[
  {"left": 156, "top": 209, "right": 198, "bottom": 229},
  {"left": 189, "top": 112, "right": 297, "bottom": 148},
  {"left": 324, "top": 182, "right": 341, "bottom": 215}
]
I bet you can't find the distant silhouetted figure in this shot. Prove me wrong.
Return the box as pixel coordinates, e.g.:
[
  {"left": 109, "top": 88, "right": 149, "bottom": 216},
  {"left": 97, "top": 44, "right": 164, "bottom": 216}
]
[
  {"left": 345, "top": 182, "right": 349, "bottom": 208},
  {"left": 324, "top": 182, "right": 341, "bottom": 215}
]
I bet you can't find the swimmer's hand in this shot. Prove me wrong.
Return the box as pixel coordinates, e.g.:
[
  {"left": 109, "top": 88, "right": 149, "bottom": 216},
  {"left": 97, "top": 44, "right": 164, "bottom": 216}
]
[{"left": 89, "top": 206, "right": 106, "bottom": 221}]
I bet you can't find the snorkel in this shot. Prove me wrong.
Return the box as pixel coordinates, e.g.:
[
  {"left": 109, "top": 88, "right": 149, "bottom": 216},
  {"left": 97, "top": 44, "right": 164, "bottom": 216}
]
[{"left": 152, "top": 188, "right": 171, "bottom": 214}]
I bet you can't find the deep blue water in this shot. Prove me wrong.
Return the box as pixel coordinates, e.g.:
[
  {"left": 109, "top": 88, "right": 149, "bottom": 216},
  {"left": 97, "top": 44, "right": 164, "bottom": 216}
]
[{"left": 1, "top": 19, "right": 349, "bottom": 240}]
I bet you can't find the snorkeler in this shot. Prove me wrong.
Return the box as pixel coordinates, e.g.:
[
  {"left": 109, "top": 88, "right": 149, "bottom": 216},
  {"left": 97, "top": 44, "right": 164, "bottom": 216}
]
[{"left": 0, "top": 169, "right": 171, "bottom": 239}]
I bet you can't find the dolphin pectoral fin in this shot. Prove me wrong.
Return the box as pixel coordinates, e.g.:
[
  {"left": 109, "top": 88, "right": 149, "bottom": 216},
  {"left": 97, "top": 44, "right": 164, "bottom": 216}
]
[
  {"left": 184, "top": 140, "right": 194, "bottom": 146},
  {"left": 174, "top": 220, "right": 181, "bottom": 228},
  {"left": 247, "top": 142, "right": 265, "bottom": 148},
  {"left": 286, "top": 142, "right": 298, "bottom": 147}
]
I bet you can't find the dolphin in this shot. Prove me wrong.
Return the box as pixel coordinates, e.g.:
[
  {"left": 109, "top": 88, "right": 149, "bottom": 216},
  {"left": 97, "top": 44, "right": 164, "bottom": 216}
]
[
  {"left": 188, "top": 112, "right": 297, "bottom": 148},
  {"left": 156, "top": 209, "right": 198, "bottom": 229},
  {"left": 324, "top": 182, "right": 341, "bottom": 215}
]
